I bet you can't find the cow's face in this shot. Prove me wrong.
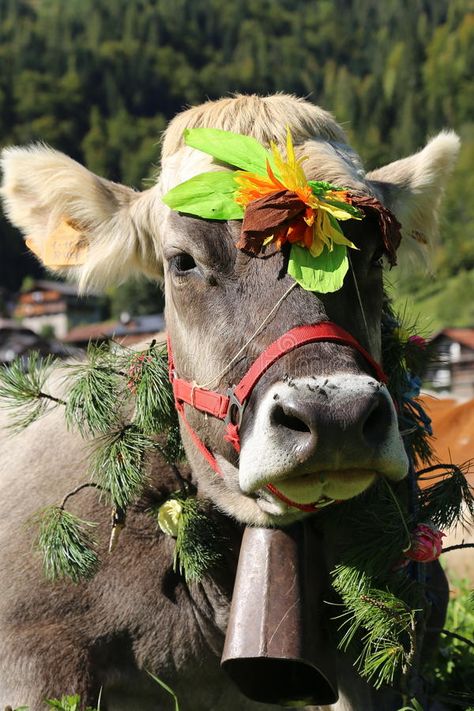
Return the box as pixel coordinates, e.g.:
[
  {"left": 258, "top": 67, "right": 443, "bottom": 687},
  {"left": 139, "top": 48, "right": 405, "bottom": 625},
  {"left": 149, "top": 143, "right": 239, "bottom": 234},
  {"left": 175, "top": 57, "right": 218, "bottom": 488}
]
[
  {"left": 161, "top": 198, "right": 395, "bottom": 525},
  {"left": 1, "top": 95, "right": 459, "bottom": 525}
]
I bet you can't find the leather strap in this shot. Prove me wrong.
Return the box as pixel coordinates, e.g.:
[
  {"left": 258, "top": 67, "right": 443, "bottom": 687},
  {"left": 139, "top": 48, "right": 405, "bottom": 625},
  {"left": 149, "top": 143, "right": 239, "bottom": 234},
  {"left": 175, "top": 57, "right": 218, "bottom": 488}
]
[
  {"left": 233, "top": 322, "right": 387, "bottom": 406},
  {"left": 167, "top": 323, "right": 388, "bottom": 512}
]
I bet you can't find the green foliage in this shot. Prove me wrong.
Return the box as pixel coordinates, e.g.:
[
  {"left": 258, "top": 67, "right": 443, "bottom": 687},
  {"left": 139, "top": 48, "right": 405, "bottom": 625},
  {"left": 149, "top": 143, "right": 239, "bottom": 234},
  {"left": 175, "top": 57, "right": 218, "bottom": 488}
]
[
  {"left": 184, "top": 127, "right": 272, "bottom": 174},
  {"left": 35, "top": 506, "right": 99, "bottom": 583},
  {"left": 166, "top": 495, "right": 223, "bottom": 583},
  {"left": 420, "top": 463, "right": 474, "bottom": 529},
  {"left": 333, "top": 564, "right": 417, "bottom": 689},
  {"left": 45, "top": 694, "right": 98, "bottom": 711},
  {"left": 423, "top": 578, "right": 474, "bottom": 709},
  {"left": 64, "top": 343, "right": 122, "bottom": 436},
  {"left": 288, "top": 243, "right": 349, "bottom": 293},
  {"left": 10, "top": 693, "right": 101, "bottom": 711},
  {"left": 381, "top": 304, "right": 434, "bottom": 464},
  {"left": 0, "top": 353, "right": 62, "bottom": 432},
  {"left": 397, "top": 700, "right": 424, "bottom": 711},
  {"left": 128, "top": 342, "right": 179, "bottom": 435},
  {"left": 90, "top": 425, "right": 154, "bottom": 509},
  {"left": 0, "top": 340, "right": 183, "bottom": 582},
  {"left": 162, "top": 171, "right": 244, "bottom": 220},
  {"left": 146, "top": 671, "right": 181, "bottom": 711},
  {"left": 323, "top": 480, "right": 422, "bottom": 689}
]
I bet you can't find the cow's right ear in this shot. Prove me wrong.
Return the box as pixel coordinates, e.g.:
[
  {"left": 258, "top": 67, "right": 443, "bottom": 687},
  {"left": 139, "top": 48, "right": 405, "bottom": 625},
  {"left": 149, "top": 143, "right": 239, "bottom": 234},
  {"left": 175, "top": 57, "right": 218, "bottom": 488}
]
[{"left": 1, "top": 145, "right": 163, "bottom": 292}]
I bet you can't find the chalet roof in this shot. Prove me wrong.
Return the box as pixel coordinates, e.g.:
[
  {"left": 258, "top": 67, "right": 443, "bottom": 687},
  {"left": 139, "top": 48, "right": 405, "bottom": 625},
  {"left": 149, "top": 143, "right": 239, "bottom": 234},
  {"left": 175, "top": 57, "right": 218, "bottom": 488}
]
[
  {"left": 23, "top": 279, "right": 100, "bottom": 298},
  {"left": 431, "top": 328, "right": 474, "bottom": 351},
  {"left": 0, "top": 323, "right": 79, "bottom": 362},
  {"left": 63, "top": 320, "right": 119, "bottom": 343},
  {"left": 63, "top": 314, "right": 165, "bottom": 344}
]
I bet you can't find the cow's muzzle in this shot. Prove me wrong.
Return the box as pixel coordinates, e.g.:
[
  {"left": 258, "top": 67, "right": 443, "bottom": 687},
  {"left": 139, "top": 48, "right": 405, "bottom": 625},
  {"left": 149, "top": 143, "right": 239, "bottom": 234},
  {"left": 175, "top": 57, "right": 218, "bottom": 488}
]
[{"left": 239, "top": 374, "right": 408, "bottom": 508}]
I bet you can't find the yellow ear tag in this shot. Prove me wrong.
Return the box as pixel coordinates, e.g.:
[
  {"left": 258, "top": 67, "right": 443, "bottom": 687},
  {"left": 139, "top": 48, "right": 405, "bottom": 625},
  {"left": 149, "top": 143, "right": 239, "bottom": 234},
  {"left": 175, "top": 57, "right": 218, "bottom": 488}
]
[{"left": 27, "top": 220, "right": 88, "bottom": 268}]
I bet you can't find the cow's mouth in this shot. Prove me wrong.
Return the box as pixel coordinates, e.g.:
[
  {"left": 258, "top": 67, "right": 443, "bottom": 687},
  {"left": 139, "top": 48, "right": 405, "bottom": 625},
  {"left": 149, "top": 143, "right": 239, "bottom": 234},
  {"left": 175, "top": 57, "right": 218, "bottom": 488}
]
[{"left": 258, "top": 469, "right": 377, "bottom": 512}]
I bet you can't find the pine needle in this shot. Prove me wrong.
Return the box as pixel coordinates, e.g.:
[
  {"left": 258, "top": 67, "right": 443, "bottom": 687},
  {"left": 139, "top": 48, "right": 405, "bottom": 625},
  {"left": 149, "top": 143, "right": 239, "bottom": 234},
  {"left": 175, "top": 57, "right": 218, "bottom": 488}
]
[
  {"left": 90, "top": 425, "right": 154, "bottom": 508},
  {"left": 160, "top": 425, "right": 186, "bottom": 464},
  {"left": 172, "top": 497, "right": 223, "bottom": 583},
  {"left": 129, "top": 342, "right": 177, "bottom": 435},
  {"left": 333, "top": 564, "right": 417, "bottom": 689},
  {"left": 420, "top": 462, "right": 474, "bottom": 529},
  {"left": 321, "top": 480, "right": 415, "bottom": 580},
  {"left": 35, "top": 506, "right": 98, "bottom": 583},
  {"left": 64, "top": 342, "right": 122, "bottom": 436},
  {"left": 0, "top": 352, "right": 63, "bottom": 431}
]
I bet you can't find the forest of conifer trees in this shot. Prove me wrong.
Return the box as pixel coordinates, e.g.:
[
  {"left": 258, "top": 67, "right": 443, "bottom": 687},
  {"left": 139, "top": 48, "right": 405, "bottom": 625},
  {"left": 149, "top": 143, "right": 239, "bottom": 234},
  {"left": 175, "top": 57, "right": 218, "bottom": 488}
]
[{"left": 0, "top": 0, "right": 472, "bottom": 328}]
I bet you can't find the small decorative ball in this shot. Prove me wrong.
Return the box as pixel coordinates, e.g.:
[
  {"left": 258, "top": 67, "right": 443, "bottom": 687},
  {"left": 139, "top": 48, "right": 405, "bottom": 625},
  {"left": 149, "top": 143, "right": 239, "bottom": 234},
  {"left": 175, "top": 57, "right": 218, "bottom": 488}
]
[
  {"left": 404, "top": 523, "right": 445, "bottom": 563},
  {"left": 158, "top": 499, "right": 183, "bottom": 538}
]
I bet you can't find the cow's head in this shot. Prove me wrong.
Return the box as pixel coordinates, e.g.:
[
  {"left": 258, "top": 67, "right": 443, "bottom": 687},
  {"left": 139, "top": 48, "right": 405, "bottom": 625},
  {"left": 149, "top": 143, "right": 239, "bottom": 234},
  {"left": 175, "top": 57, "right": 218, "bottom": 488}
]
[{"left": 1, "top": 94, "right": 459, "bottom": 525}]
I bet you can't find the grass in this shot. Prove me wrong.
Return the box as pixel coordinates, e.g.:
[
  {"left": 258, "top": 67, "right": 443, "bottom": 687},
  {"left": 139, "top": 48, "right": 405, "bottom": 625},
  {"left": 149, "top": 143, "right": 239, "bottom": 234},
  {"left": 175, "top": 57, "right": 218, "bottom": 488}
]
[{"left": 423, "top": 577, "right": 474, "bottom": 709}]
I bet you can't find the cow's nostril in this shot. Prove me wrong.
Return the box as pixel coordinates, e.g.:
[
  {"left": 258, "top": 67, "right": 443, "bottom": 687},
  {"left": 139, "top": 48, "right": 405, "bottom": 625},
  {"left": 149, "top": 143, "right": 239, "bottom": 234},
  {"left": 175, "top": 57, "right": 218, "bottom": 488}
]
[
  {"left": 361, "top": 394, "right": 393, "bottom": 446},
  {"left": 271, "top": 405, "right": 311, "bottom": 433}
]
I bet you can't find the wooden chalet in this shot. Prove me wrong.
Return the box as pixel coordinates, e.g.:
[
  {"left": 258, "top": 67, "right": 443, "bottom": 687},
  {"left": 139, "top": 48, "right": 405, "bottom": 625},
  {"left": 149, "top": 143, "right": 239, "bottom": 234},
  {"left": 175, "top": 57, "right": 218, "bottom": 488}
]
[
  {"left": 13, "top": 280, "right": 104, "bottom": 339},
  {"left": 426, "top": 328, "right": 474, "bottom": 399}
]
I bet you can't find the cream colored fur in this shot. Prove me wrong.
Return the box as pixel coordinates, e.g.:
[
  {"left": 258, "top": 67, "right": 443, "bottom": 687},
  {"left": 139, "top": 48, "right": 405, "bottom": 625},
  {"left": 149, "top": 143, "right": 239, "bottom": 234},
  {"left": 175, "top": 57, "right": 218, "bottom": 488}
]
[
  {"left": 0, "top": 145, "right": 163, "bottom": 290},
  {"left": 0, "top": 94, "right": 460, "bottom": 294},
  {"left": 160, "top": 93, "right": 348, "bottom": 157},
  {"left": 366, "top": 131, "right": 460, "bottom": 247}
]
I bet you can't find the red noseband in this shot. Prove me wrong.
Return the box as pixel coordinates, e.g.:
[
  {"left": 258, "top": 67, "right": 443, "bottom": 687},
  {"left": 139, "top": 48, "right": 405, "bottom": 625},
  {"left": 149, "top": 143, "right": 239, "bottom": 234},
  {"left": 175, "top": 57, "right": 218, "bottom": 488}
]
[{"left": 168, "top": 322, "right": 387, "bottom": 512}]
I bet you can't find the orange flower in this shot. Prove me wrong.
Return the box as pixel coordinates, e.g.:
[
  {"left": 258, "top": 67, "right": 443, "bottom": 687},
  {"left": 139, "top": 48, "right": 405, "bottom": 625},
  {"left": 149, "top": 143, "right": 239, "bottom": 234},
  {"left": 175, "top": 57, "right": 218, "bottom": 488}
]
[{"left": 235, "top": 129, "right": 358, "bottom": 257}]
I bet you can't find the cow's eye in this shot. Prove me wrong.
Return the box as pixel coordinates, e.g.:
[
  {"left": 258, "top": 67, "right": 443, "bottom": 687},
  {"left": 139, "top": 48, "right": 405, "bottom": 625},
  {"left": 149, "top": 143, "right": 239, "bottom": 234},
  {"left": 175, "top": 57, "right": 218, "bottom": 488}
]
[{"left": 170, "top": 252, "right": 197, "bottom": 274}]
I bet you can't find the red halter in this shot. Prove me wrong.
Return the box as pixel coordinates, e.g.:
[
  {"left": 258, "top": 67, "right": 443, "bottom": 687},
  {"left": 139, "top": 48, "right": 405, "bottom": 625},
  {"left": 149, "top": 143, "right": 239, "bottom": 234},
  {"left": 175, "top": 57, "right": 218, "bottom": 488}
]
[{"left": 168, "top": 322, "right": 387, "bottom": 512}]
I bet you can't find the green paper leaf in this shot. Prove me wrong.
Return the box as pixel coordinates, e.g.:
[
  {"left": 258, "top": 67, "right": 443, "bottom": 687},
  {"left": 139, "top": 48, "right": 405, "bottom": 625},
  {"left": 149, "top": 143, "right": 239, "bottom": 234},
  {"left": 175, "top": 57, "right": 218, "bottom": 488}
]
[
  {"left": 288, "top": 243, "right": 349, "bottom": 293},
  {"left": 162, "top": 171, "right": 244, "bottom": 220},
  {"left": 308, "top": 179, "right": 344, "bottom": 194},
  {"left": 184, "top": 128, "right": 271, "bottom": 176},
  {"left": 323, "top": 198, "right": 364, "bottom": 219}
]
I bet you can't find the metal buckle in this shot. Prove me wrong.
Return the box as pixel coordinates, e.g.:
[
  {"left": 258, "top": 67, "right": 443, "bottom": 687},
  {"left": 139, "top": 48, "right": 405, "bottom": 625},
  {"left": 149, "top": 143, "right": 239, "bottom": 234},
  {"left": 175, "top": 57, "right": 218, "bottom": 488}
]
[{"left": 224, "top": 387, "right": 246, "bottom": 427}]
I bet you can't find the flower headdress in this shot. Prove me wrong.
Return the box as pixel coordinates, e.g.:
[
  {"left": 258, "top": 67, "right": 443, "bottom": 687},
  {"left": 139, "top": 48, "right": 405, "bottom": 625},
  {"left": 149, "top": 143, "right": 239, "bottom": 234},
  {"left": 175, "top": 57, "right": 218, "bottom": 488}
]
[{"left": 163, "top": 128, "right": 401, "bottom": 293}]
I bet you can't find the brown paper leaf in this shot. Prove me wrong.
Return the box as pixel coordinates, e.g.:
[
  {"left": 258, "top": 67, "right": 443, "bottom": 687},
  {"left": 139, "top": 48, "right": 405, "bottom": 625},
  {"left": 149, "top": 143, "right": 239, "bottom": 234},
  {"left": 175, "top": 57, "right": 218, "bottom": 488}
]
[
  {"left": 350, "top": 195, "right": 402, "bottom": 267},
  {"left": 236, "top": 190, "right": 305, "bottom": 255}
]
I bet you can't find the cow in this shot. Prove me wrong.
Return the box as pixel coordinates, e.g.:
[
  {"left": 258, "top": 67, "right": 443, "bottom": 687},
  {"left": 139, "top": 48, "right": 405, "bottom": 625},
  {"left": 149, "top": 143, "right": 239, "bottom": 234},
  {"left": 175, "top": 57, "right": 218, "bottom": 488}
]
[
  {"left": 419, "top": 395, "right": 474, "bottom": 583},
  {"left": 0, "top": 94, "right": 460, "bottom": 710}
]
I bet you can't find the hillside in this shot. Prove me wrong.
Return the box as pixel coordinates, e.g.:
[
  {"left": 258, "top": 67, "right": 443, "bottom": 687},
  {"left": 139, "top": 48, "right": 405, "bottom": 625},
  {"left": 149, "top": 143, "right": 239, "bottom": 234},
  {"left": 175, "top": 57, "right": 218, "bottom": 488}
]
[{"left": 0, "top": 0, "right": 472, "bottom": 329}]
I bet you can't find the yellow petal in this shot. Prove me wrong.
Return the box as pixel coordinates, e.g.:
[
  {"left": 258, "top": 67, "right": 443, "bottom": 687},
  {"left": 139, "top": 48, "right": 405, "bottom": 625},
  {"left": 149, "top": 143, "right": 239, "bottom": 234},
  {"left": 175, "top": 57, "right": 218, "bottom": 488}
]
[
  {"left": 309, "top": 238, "right": 325, "bottom": 257},
  {"left": 286, "top": 126, "right": 296, "bottom": 169},
  {"left": 320, "top": 202, "right": 358, "bottom": 221},
  {"left": 321, "top": 212, "right": 357, "bottom": 250}
]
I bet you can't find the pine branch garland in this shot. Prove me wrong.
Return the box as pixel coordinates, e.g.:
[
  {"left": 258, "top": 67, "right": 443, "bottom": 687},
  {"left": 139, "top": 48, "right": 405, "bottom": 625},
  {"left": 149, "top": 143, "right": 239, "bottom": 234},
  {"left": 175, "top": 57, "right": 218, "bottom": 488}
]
[
  {"left": 90, "top": 424, "right": 154, "bottom": 509},
  {"left": 333, "top": 564, "right": 419, "bottom": 689},
  {"left": 127, "top": 342, "right": 177, "bottom": 435},
  {"left": 419, "top": 462, "right": 474, "bottom": 529},
  {"left": 155, "top": 495, "right": 223, "bottom": 583},
  {"left": 64, "top": 342, "right": 123, "bottom": 436},
  {"left": 0, "top": 353, "right": 64, "bottom": 431},
  {"left": 34, "top": 506, "right": 99, "bottom": 583},
  {"left": 174, "top": 497, "right": 223, "bottom": 583},
  {"left": 0, "top": 300, "right": 471, "bottom": 693}
]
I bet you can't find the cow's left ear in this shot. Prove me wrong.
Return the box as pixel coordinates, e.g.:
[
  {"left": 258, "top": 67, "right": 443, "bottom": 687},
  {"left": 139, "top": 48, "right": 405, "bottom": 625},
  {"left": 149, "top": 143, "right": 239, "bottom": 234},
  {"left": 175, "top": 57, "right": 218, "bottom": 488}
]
[
  {"left": 366, "top": 132, "right": 460, "bottom": 248},
  {"left": 1, "top": 145, "right": 162, "bottom": 292}
]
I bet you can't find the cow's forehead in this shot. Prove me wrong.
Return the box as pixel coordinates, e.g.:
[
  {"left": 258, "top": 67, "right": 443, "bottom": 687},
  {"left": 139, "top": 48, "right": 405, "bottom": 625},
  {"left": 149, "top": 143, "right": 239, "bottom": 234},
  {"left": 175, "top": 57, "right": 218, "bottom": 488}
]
[
  {"left": 158, "top": 147, "right": 230, "bottom": 195},
  {"left": 158, "top": 139, "right": 371, "bottom": 196}
]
